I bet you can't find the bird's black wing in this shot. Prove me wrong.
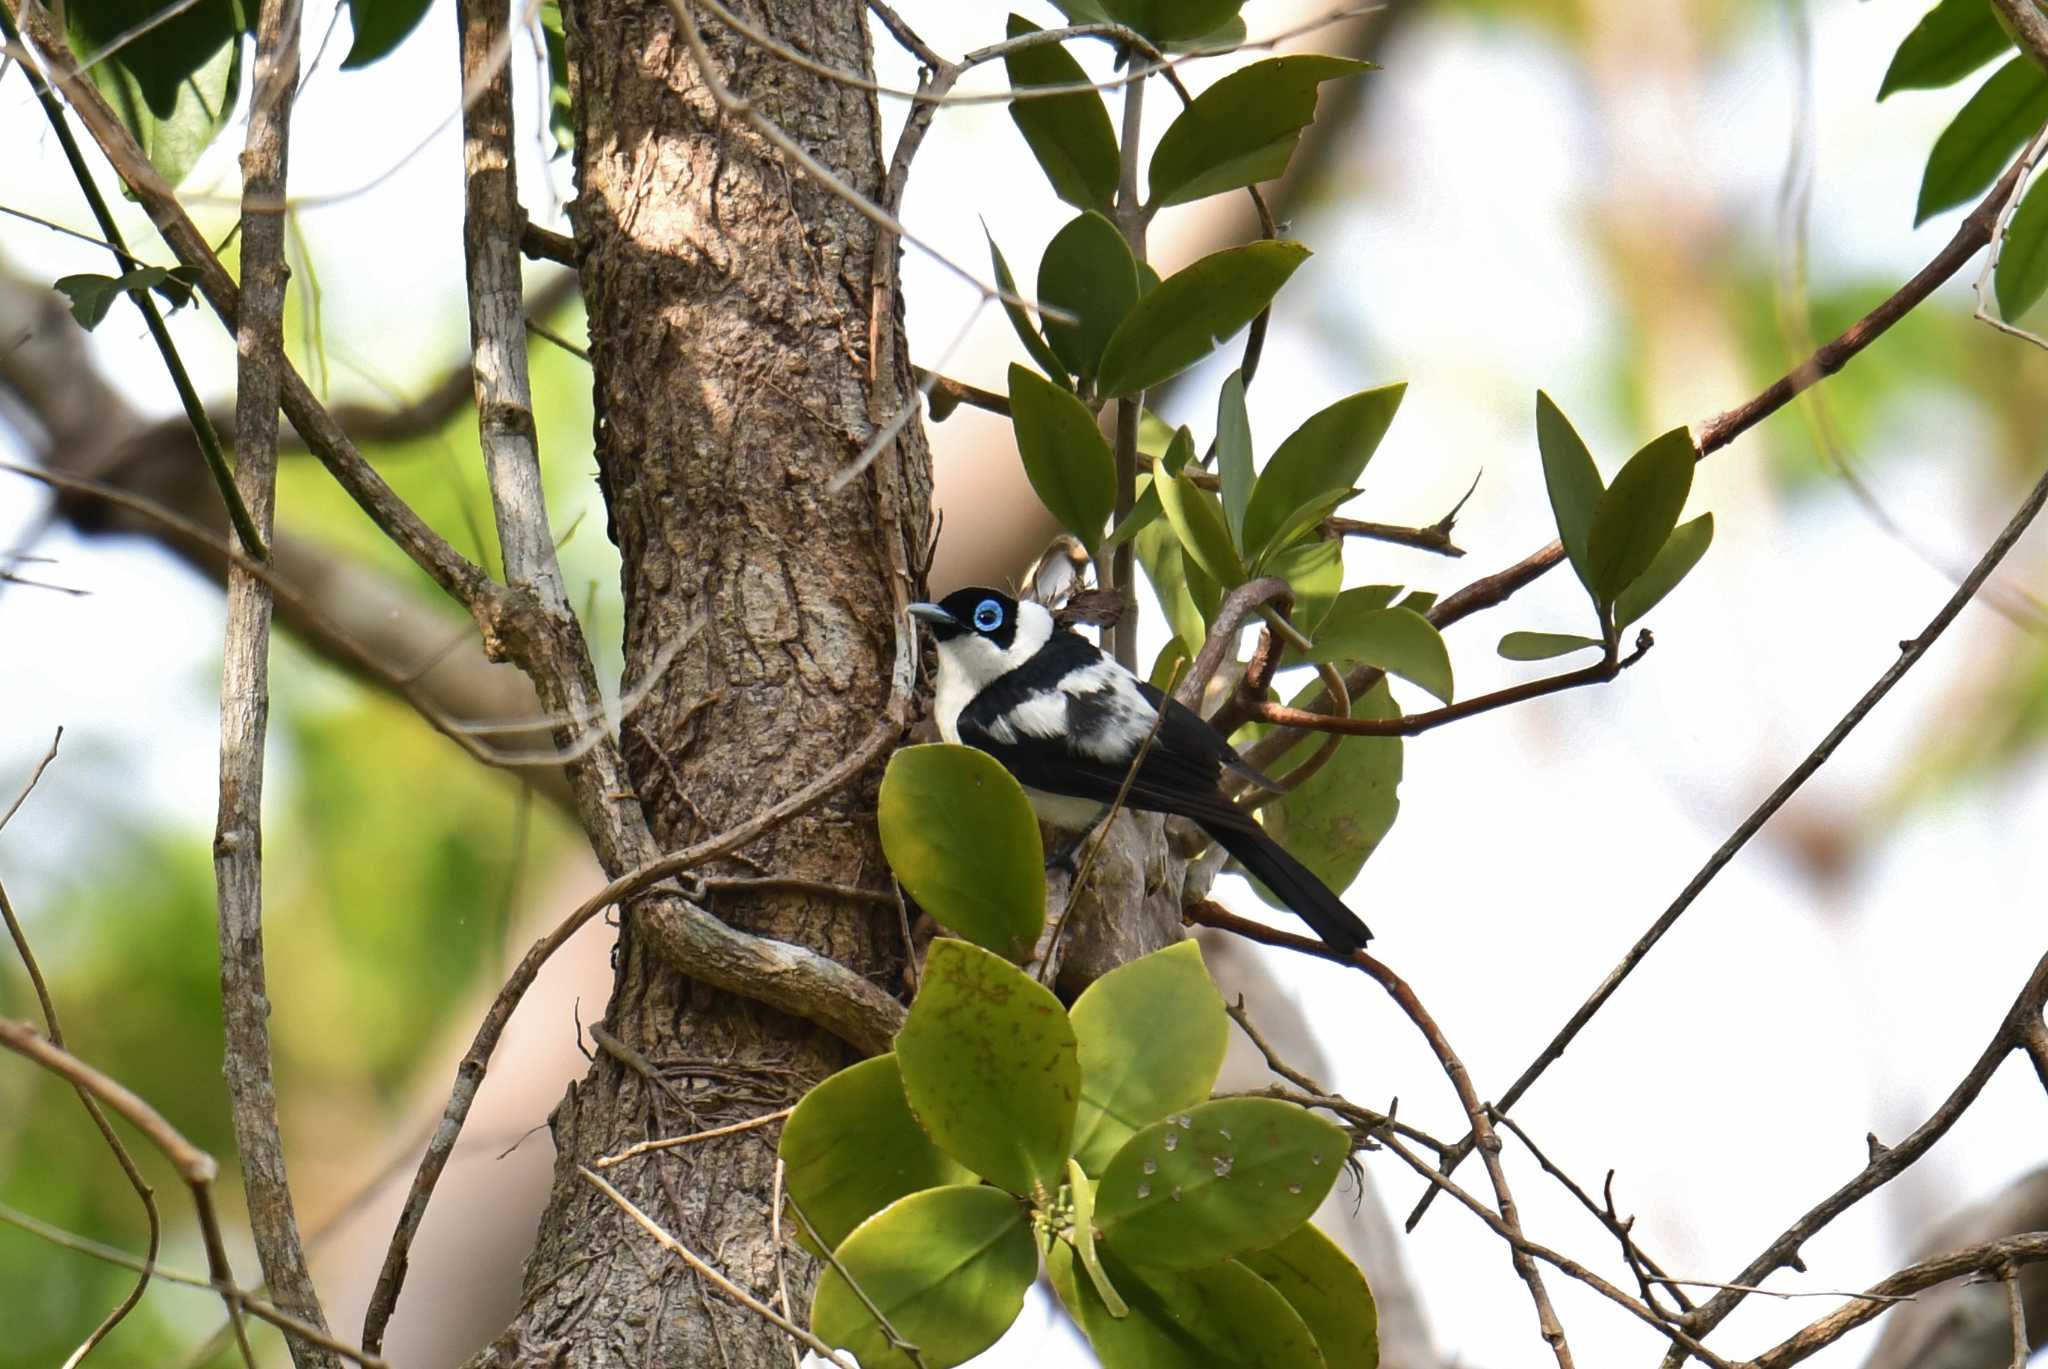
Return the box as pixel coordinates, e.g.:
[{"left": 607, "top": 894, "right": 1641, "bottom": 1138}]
[{"left": 1134, "top": 680, "right": 1282, "bottom": 793}]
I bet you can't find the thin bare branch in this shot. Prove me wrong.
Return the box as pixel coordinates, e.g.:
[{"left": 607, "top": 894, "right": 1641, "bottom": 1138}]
[
  {"left": 0, "top": 726, "right": 60, "bottom": 834},
  {"left": 596, "top": 1108, "right": 793, "bottom": 1168}
]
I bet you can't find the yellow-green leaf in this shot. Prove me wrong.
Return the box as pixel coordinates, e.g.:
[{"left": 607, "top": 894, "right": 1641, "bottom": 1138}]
[
  {"left": 1069, "top": 941, "right": 1229, "bottom": 1174},
  {"left": 1038, "top": 210, "right": 1140, "bottom": 380},
  {"left": 1241, "top": 1224, "right": 1378, "bottom": 1369},
  {"left": 879, "top": 743, "right": 1045, "bottom": 961}
]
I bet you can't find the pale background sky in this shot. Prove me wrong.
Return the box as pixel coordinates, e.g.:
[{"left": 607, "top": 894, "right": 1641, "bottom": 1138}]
[{"left": 3, "top": 0, "right": 2046, "bottom": 1365}]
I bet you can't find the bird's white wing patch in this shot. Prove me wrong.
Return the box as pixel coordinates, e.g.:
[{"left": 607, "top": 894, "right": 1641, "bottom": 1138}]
[
  {"left": 1004, "top": 691, "right": 1071, "bottom": 740},
  {"left": 1057, "top": 660, "right": 1157, "bottom": 762}
]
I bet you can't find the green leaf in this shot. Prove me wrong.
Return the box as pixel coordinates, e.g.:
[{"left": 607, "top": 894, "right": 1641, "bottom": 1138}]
[
  {"left": 1148, "top": 637, "right": 1191, "bottom": 693},
  {"left": 1103, "top": 475, "right": 1165, "bottom": 551},
  {"left": 1240, "top": 1224, "right": 1379, "bottom": 1369},
  {"left": 67, "top": 0, "right": 243, "bottom": 188},
  {"left": 1096, "top": 241, "right": 1311, "bottom": 399},
  {"left": 1586, "top": 427, "right": 1695, "bottom": 603},
  {"left": 1149, "top": 56, "right": 1371, "bottom": 207},
  {"left": 1095, "top": 1099, "right": 1344, "bottom": 1268},
  {"left": 1394, "top": 589, "right": 1436, "bottom": 616},
  {"left": 811, "top": 1185, "right": 1036, "bottom": 1369},
  {"left": 1261, "top": 536, "right": 1343, "bottom": 635},
  {"left": 1066, "top": 1161, "right": 1128, "bottom": 1317},
  {"left": 1497, "top": 631, "right": 1605, "bottom": 661},
  {"left": 1069, "top": 941, "right": 1230, "bottom": 1174},
  {"left": 1240, "top": 383, "right": 1405, "bottom": 563},
  {"left": 1917, "top": 55, "right": 2048, "bottom": 224},
  {"left": 1161, "top": 423, "right": 1197, "bottom": 476},
  {"left": 1302, "top": 605, "right": 1453, "bottom": 704},
  {"left": 1247, "top": 487, "right": 1353, "bottom": 576},
  {"left": 1010, "top": 364, "right": 1118, "bottom": 553},
  {"left": 539, "top": 0, "right": 574, "bottom": 155},
  {"left": 1256, "top": 680, "right": 1401, "bottom": 906},
  {"left": 988, "top": 228, "right": 1071, "bottom": 384},
  {"left": 1135, "top": 519, "right": 1210, "bottom": 651},
  {"left": 895, "top": 939, "right": 1078, "bottom": 1198},
  {"left": 1996, "top": 176, "right": 2048, "bottom": 317},
  {"left": 1005, "top": 14, "right": 1121, "bottom": 212},
  {"left": 779, "top": 1055, "right": 976, "bottom": 1254},
  {"left": 1535, "top": 390, "right": 1604, "bottom": 594},
  {"left": 1216, "top": 370, "right": 1256, "bottom": 547},
  {"left": 1039, "top": 210, "right": 1141, "bottom": 380},
  {"left": 1050, "top": 1244, "right": 1326, "bottom": 1369},
  {"left": 1157, "top": 469, "right": 1247, "bottom": 588},
  {"left": 1879, "top": 0, "right": 2012, "bottom": 99},
  {"left": 343, "top": 0, "right": 434, "bottom": 68},
  {"left": 1614, "top": 512, "right": 1714, "bottom": 630},
  {"left": 1097, "top": 0, "right": 1247, "bottom": 44},
  {"left": 1166, "top": 14, "right": 1246, "bottom": 53},
  {"left": 879, "top": 744, "right": 1045, "bottom": 961}
]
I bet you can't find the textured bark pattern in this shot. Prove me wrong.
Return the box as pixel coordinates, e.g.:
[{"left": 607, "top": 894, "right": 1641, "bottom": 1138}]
[{"left": 479, "top": 1, "right": 930, "bottom": 1364}]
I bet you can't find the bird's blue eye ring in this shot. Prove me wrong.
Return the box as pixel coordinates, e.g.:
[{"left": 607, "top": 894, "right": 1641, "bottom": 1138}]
[{"left": 973, "top": 599, "right": 1003, "bottom": 631}]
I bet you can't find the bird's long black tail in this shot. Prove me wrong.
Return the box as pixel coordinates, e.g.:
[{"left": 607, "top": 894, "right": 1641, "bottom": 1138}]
[{"left": 1205, "top": 816, "right": 1373, "bottom": 954}]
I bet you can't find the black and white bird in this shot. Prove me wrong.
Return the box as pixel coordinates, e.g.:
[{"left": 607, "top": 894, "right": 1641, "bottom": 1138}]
[{"left": 908, "top": 586, "right": 1374, "bottom": 952}]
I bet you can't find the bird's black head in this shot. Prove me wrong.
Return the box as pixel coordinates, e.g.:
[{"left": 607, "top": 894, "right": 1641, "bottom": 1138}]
[{"left": 910, "top": 586, "right": 1020, "bottom": 648}]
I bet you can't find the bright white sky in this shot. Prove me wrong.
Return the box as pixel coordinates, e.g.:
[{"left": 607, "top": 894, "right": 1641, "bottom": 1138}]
[{"left": 3, "top": 1, "right": 2046, "bottom": 1366}]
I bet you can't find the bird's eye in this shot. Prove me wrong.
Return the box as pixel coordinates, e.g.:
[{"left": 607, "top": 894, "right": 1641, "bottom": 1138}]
[{"left": 972, "top": 599, "right": 1004, "bottom": 631}]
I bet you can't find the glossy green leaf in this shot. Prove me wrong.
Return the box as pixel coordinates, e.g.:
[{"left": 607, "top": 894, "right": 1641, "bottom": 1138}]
[
  {"left": 1135, "top": 519, "right": 1210, "bottom": 652},
  {"left": 1240, "top": 383, "right": 1405, "bottom": 563},
  {"left": 1996, "top": 176, "right": 2048, "bottom": 317},
  {"left": 989, "top": 229, "right": 1070, "bottom": 384},
  {"left": 1614, "top": 512, "right": 1714, "bottom": 630},
  {"left": 1879, "top": 0, "right": 2011, "bottom": 98},
  {"left": 343, "top": 0, "right": 435, "bottom": 68},
  {"left": 1069, "top": 941, "right": 1229, "bottom": 1174},
  {"left": 1262, "top": 536, "right": 1344, "bottom": 635},
  {"left": 1256, "top": 680, "right": 1401, "bottom": 907},
  {"left": 1303, "top": 605, "right": 1453, "bottom": 704},
  {"left": 1096, "top": 0, "right": 1247, "bottom": 44},
  {"left": 895, "top": 939, "right": 1078, "bottom": 1197},
  {"left": 1241, "top": 1224, "right": 1379, "bottom": 1369},
  {"left": 879, "top": 743, "right": 1045, "bottom": 961},
  {"left": 1535, "top": 390, "right": 1604, "bottom": 594},
  {"left": 1157, "top": 470, "right": 1247, "bottom": 588},
  {"left": 1095, "top": 1101, "right": 1343, "bottom": 1269},
  {"left": 1150, "top": 56, "right": 1371, "bottom": 207},
  {"left": 1039, "top": 210, "right": 1141, "bottom": 379},
  {"left": 1096, "top": 241, "right": 1311, "bottom": 399},
  {"left": 68, "top": 0, "right": 242, "bottom": 188},
  {"left": 1050, "top": 1243, "right": 1326, "bottom": 1369},
  {"left": 1917, "top": 56, "right": 2048, "bottom": 224},
  {"left": 1066, "top": 1161, "right": 1128, "bottom": 1316},
  {"left": 779, "top": 1055, "right": 976, "bottom": 1254},
  {"left": 1005, "top": 14, "right": 1121, "bottom": 211},
  {"left": 811, "top": 1185, "right": 1036, "bottom": 1369},
  {"left": 1216, "top": 370, "right": 1256, "bottom": 546},
  {"left": 1497, "top": 631, "right": 1605, "bottom": 662},
  {"left": 1586, "top": 427, "right": 1695, "bottom": 603},
  {"left": 1010, "top": 363, "right": 1118, "bottom": 553}
]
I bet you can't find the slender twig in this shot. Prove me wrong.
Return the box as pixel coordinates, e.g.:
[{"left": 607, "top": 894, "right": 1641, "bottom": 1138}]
[
  {"left": 595, "top": 1108, "right": 793, "bottom": 1168},
  {"left": 580, "top": 1168, "right": 859, "bottom": 1369},
  {"left": 784, "top": 1193, "right": 931, "bottom": 1369},
  {"left": 770, "top": 1160, "right": 802, "bottom": 1369},
  {"left": 2005, "top": 1264, "right": 2030, "bottom": 1369},
  {"left": 1413, "top": 453, "right": 2048, "bottom": 1233},
  {"left": 1743, "top": 1235, "right": 2048, "bottom": 1369},
  {"left": 0, "top": 726, "right": 60, "bottom": 834},
  {"left": 1104, "top": 45, "right": 1152, "bottom": 670},
  {"left": 1323, "top": 517, "right": 1466, "bottom": 556},
  {"left": 1184, "top": 901, "right": 1577, "bottom": 1368},
  {"left": 0, "top": 1205, "right": 390, "bottom": 1369}
]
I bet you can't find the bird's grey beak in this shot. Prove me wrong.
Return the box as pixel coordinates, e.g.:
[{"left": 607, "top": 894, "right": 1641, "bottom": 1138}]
[{"left": 908, "top": 602, "right": 958, "bottom": 629}]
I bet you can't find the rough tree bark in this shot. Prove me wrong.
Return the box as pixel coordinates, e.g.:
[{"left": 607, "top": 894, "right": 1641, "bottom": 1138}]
[{"left": 473, "top": 0, "right": 930, "bottom": 1363}]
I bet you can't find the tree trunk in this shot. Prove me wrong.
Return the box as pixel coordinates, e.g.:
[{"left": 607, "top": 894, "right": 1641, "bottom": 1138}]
[{"left": 474, "top": 1, "right": 929, "bottom": 1363}]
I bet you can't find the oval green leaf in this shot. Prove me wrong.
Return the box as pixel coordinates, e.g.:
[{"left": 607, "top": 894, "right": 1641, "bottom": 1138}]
[
  {"left": 779, "top": 1054, "right": 976, "bottom": 1254},
  {"left": 1303, "top": 605, "right": 1453, "bottom": 704},
  {"left": 1497, "top": 631, "right": 1605, "bottom": 662},
  {"left": 1614, "top": 512, "right": 1714, "bottom": 630},
  {"left": 1240, "top": 1223, "right": 1379, "bottom": 1369},
  {"left": 1097, "top": 0, "right": 1248, "bottom": 45},
  {"left": 1038, "top": 210, "right": 1141, "bottom": 380},
  {"left": 1996, "top": 176, "right": 2048, "bottom": 319},
  {"left": 879, "top": 742, "right": 1046, "bottom": 960},
  {"left": 1135, "top": 519, "right": 1211, "bottom": 653},
  {"left": 1879, "top": 0, "right": 2012, "bottom": 100},
  {"left": 1156, "top": 468, "right": 1247, "bottom": 589},
  {"left": 1917, "top": 56, "right": 2048, "bottom": 224},
  {"left": 1009, "top": 363, "right": 1117, "bottom": 553},
  {"left": 1050, "top": 1244, "right": 1326, "bottom": 1368},
  {"left": 344, "top": 0, "right": 436, "bottom": 68},
  {"left": 1069, "top": 941, "right": 1230, "bottom": 1174},
  {"left": 1094, "top": 1098, "right": 1346, "bottom": 1269},
  {"left": 1004, "top": 14, "right": 1120, "bottom": 212},
  {"left": 811, "top": 1185, "right": 1037, "bottom": 1369},
  {"left": 1586, "top": 426, "right": 1695, "bottom": 603},
  {"left": 988, "top": 228, "right": 1070, "bottom": 384},
  {"left": 68, "top": 0, "right": 243, "bottom": 188},
  {"left": 1096, "top": 241, "right": 1311, "bottom": 399},
  {"left": 1254, "top": 679, "right": 1401, "bottom": 909},
  {"left": 1216, "top": 370, "right": 1256, "bottom": 545},
  {"left": 895, "top": 939, "right": 1079, "bottom": 1197},
  {"left": 1262, "top": 535, "right": 1345, "bottom": 635},
  {"left": 1150, "top": 56, "right": 1371, "bottom": 207},
  {"left": 1240, "top": 383, "right": 1405, "bottom": 563},
  {"left": 1535, "top": 389, "right": 1604, "bottom": 594}
]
